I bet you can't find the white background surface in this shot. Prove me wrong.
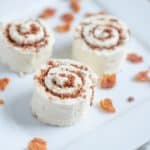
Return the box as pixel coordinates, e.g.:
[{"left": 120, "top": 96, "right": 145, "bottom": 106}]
[{"left": 0, "top": 0, "right": 150, "bottom": 150}]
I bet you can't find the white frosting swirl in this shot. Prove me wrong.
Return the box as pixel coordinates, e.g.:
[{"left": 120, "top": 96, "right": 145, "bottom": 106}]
[
  {"left": 75, "top": 14, "right": 130, "bottom": 51},
  {"left": 36, "top": 59, "right": 97, "bottom": 102},
  {"left": 45, "top": 66, "right": 82, "bottom": 96},
  {"left": 4, "top": 20, "right": 50, "bottom": 51}
]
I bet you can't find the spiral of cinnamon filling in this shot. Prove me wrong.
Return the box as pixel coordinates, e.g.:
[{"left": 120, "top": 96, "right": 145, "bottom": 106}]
[
  {"left": 4, "top": 20, "right": 49, "bottom": 50},
  {"left": 36, "top": 59, "right": 96, "bottom": 103},
  {"left": 76, "top": 14, "right": 130, "bottom": 51}
]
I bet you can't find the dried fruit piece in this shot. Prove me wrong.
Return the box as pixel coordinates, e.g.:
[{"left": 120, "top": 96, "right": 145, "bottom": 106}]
[
  {"left": 0, "top": 99, "right": 4, "bottom": 105},
  {"left": 127, "top": 96, "right": 134, "bottom": 102},
  {"left": 135, "top": 70, "right": 150, "bottom": 82},
  {"left": 100, "top": 74, "right": 116, "bottom": 89},
  {"left": 56, "top": 22, "right": 71, "bottom": 33},
  {"left": 28, "top": 138, "right": 47, "bottom": 150},
  {"left": 61, "top": 13, "right": 74, "bottom": 23},
  {"left": 70, "top": 0, "right": 80, "bottom": 13},
  {"left": 99, "top": 98, "right": 116, "bottom": 113},
  {"left": 0, "top": 78, "right": 10, "bottom": 91},
  {"left": 127, "top": 53, "right": 143, "bottom": 63},
  {"left": 39, "top": 8, "right": 56, "bottom": 19}
]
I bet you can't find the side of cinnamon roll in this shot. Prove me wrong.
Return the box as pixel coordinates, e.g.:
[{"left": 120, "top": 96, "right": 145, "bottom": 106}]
[
  {"left": 0, "top": 19, "right": 54, "bottom": 73},
  {"left": 31, "top": 59, "right": 97, "bottom": 126},
  {"left": 72, "top": 14, "right": 130, "bottom": 75}
]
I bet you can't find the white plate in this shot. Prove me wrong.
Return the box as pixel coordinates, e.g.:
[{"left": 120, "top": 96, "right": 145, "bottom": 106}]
[{"left": 0, "top": 1, "right": 150, "bottom": 150}]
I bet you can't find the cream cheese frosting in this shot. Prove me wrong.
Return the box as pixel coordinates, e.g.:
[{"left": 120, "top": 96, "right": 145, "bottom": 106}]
[
  {"left": 72, "top": 13, "right": 130, "bottom": 75},
  {"left": 31, "top": 59, "right": 97, "bottom": 126},
  {"left": 0, "top": 19, "right": 54, "bottom": 73}
]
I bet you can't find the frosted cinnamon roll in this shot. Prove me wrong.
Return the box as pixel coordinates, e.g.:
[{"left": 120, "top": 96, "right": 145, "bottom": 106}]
[
  {"left": 0, "top": 19, "right": 54, "bottom": 73},
  {"left": 31, "top": 59, "right": 97, "bottom": 126},
  {"left": 72, "top": 14, "right": 130, "bottom": 75}
]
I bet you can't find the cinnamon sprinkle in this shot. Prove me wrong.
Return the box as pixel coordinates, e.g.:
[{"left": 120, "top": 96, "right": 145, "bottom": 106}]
[
  {"left": 0, "top": 77, "right": 10, "bottom": 91},
  {"left": 90, "top": 86, "right": 94, "bottom": 106},
  {"left": 52, "top": 74, "right": 75, "bottom": 88},
  {"left": 5, "top": 24, "right": 48, "bottom": 50},
  {"left": 28, "top": 137, "right": 47, "bottom": 150},
  {"left": 85, "top": 10, "right": 108, "bottom": 17},
  {"left": 46, "top": 71, "right": 84, "bottom": 99},
  {"left": 30, "top": 24, "right": 40, "bottom": 34},
  {"left": 36, "top": 62, "right": 88, "bottom": 99},
  {"left": 17, "top": 24, "right": 40, "bottom": 35},
  {"left": 80, "top": 23, "right": 125, "bottom": 50},
  {"left": 64, "top": 74, "right": 75, "bottom": 87}
]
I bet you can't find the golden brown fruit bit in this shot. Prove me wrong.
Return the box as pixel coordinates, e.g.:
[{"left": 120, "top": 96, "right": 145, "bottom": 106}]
[
  {"left": 135, "top": 70, "right": 150, "bottom": 82},
  {"left": 39, "top": 8, "right": 56, "bottom": 19},
  {"left": 70, "top": 0, "right": 81, "bottom": 13},
  {"left": 0, "top": 78, "right": 10, "bottom": 91},
  {"left": 100, "top": 74, "right": 116, "bottom": 89},
  {"left": 99, "top": 98, "right": 116, "bottom": 113},
  {"left": 56, "top": 22, "right": 71, "bottom": 33},
  {"left": 28, "top": 138, "right": 47, "bottom": 150},
  {"left": 61, "top": 13, "right": 74, "bottom": 23},
  {"left": 127, "top": 53, "right": 143, "bottom": 63}
]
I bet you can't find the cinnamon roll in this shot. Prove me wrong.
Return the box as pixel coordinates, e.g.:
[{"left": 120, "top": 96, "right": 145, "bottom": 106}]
[
  {"left": 72, "top": 14, "right": 130, "bottom": 75},
  {"left": 0, "top": 19, "right": 54, "bottom": 73},
  {"left": 31, "top": 59, "right": 97, "bottom": 126}
]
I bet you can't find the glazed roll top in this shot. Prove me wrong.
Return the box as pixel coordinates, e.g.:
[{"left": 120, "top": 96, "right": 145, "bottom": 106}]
[
  {"left": 74, "top": 13, "right": 130, "bottom": 52},
  {"left": 72, "top": 13, "right": 130, "bottom": 75},
  {"left": 35, "top": 59, "right": 97, "bottom": 103},
  {"left": 0, "top": 19, "right": 54, "bottom": 73},
  {"left": 3, "top": 20, "right": 53, "bottom": 51}
]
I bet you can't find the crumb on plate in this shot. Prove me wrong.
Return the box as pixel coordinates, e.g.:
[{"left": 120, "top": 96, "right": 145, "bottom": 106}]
[
  {"left": 70, "top": 0, "right": 80, "bottom": 13},
  {"left": 56, "top": 22, "right": 72, "bottom": 33},
  {"left": 0, "top": 77, "right": 10, "bottom": 91},
  {"left": 61, "top": 12, "right": 74, "bottom": 23},
  {"left": 99, "top": 98, "right": 116, "bottom": 113},
  {"left": 39, "top": 8, "right": 56, "bottom": 19},
  {"left": 127, "top": 96, "right": 134, "bottom": 102},
  {"left": 135, "top": 70, "right": 150, "bottom": 82},
  {"left": 28, "top": 137, "right": 47, "bottom": 150},
  {"left": 100, "top": 74, "right": 116, "bottom": 89},
  {"left": 127, "top": 53, "right": 143, "bottom": 63}
]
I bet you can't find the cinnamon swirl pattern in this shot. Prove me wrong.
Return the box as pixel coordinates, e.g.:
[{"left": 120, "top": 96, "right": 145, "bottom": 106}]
[
  {"left": 72, "top": 14, "right": 130, "bottom": 75},
  {"left": 31, "top": 59, "right": 97, "bottom": 126},
  {"left": 0, "top": 20, "right": 54, "bottom": 73}
]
